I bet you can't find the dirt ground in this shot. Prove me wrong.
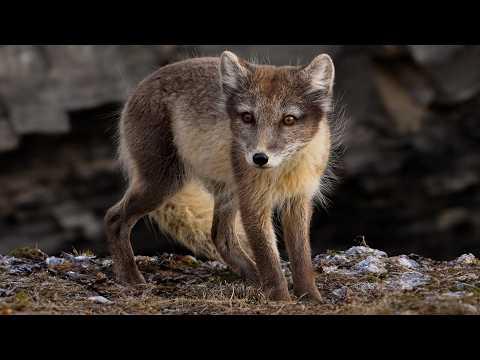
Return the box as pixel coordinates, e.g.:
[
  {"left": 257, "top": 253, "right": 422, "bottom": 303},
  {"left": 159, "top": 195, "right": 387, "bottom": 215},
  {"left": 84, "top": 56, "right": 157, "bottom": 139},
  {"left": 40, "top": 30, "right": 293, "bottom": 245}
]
[{"left": 1, "top": 245, "right": 479, "bottom": 315}]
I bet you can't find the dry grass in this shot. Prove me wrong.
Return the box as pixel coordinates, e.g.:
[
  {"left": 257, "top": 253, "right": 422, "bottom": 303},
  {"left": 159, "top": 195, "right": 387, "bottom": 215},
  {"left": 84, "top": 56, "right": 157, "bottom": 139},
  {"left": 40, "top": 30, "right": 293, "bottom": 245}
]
[{"left": 1, "top": 248, "right": 479, "bottom": 315}]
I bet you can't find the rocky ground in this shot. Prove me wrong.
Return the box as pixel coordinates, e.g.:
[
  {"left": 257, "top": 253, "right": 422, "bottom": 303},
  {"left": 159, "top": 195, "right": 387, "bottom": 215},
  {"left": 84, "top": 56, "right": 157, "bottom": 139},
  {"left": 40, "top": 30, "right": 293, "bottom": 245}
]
[{"left": 1, "top": 244, "right": 479, "bottom": 315}]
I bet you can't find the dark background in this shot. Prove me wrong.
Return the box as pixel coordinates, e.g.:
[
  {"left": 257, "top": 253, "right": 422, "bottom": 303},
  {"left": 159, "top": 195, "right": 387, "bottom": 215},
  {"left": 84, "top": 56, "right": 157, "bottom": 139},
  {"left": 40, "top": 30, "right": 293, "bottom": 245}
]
[{"left": 1, "top": 45, "right": 479, "bottom": 260}]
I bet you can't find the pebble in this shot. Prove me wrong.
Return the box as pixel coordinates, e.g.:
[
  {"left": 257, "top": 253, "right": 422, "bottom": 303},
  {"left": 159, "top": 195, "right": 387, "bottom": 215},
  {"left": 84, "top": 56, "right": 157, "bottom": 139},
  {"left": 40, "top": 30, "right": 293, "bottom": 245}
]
[
  {"left": 455, "top": 254, "right": 477, "bottom": 265},
  {"left": 353, "top": 256, "right": 387, "bottom": 274},
  {"left": 46, "top": 257, "right": 65, "bottom": 267},
  {"left": 325, "top": 254, "right": 349, "bottom": 265},
  {"left": 202, "top": 261, "right": 228, "bottom": 271},
  {"left": 88, "top": 296, "right": 113, "bottom": 305},
  {"left": 332, "top": 286, "right": 348, "bottom": 299},
  {"left": 322, "top": 265, "right": 339, "bottom": 274},
  {"left": 0, "top": 255, "right": 14, "bottom": 267},
  {"left": 100, "top": 259, "right": 113, "bottom": 268},
  {"left": 352, "top": 282, "right": 379, "bottom": 294},
  {"left": 345, "top": 246, "right": 387, "bottom": 258},
  {"left": 394, "top": 255, "right": 420, "bottom": 269},
  {"left": 386, "top": 271, "right": 430, "bottom": 291}
]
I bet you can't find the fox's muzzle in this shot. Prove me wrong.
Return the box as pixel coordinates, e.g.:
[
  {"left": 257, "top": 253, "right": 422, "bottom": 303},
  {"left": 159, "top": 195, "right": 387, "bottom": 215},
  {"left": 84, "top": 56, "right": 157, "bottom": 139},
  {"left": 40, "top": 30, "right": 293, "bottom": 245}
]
[{"left": 252, "top": 152, "right": 269, "bottom": 167}]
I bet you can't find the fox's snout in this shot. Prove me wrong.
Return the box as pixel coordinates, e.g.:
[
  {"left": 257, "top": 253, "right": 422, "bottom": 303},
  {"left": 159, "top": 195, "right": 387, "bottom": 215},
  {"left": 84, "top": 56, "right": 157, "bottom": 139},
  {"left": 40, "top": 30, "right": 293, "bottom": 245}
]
[
  {"left": 252, "top": 152, "right": 269, "bottom": 167},
  {"left": 246, "top": 149, "right": 284, "bottom": 169}
]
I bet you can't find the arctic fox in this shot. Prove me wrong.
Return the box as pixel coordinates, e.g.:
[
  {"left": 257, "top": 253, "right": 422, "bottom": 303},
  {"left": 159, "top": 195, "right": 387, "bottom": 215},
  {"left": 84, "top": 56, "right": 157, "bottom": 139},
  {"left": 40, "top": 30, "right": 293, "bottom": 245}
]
[{"left": 105, "top": 51, "right": 338, "bottom": 301}]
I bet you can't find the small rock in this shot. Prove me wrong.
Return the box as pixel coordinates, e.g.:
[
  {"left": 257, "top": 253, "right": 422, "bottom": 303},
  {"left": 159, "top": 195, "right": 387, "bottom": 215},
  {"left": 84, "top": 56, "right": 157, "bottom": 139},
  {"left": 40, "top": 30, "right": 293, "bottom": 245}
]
[
  {"left": 325, "top": 254, "right": 349, "bottom": 265},
  {"left": 88, "top": 296, "right": 113, "bottom": 305},
  {"left": 393, "top": 255, "right": 419, "bottom": 269},
  {"left": 46, "top": 257, "right": 65, "bottom": 267},
  {"left": 62, "top": 252, "right": 96, "bottom": 265},
  {"left": 345, "top": 246, "right": 387, "bottom": 258},
  {"left": 66, "top": 271, "right": 87, "bottom": 281},
  {"left": 7, "top": 261, "right": 41, "bottom": 275},
  {"left": 387, "top": 271, "right": 430, "bottom": 291},
  {"left": 0, "top": 255, "right": 14, "bottom": 267},
  {"left": 100, "top": 259, "right": 113, "bottom": 268},
  {"left": 332, "top": 286, "right": 348, "bottom": 300},
  {"left": 353, "top": 256, "right": 387, "bottom": 275},
  {"left": 0, "top": 288, "right": 14, "bottom": 297},
  {"left": 202, "top": 261, "right": 228, "bottom": 271},
  {"left": 455, "top": 254, "right": 477, "bottom": 265},
  {"left": 352, "top": 282, "right": 379, "bottom": 294},
  {"left": 321, "top": 265, "right": 339, "bottom": 274}
]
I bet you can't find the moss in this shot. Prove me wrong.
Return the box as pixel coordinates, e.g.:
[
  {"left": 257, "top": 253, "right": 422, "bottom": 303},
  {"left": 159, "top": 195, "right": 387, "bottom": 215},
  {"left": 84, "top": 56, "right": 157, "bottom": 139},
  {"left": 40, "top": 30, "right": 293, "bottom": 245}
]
[{"left": 8, "top": 247, "right": 47, "bottom": 261}]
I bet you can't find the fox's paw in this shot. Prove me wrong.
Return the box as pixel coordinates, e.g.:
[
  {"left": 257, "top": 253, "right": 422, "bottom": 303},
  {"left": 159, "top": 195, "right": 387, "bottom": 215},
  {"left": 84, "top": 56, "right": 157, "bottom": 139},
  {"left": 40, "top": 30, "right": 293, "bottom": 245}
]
[
  {"left": 294, "top": 286, "right": 323, "bottom": 304},
  {"left": 113, "top": 265, "right": 147, "bottom": 286},
  {"left": 264, "top": 285, "right": 292, "bottom": 302}
]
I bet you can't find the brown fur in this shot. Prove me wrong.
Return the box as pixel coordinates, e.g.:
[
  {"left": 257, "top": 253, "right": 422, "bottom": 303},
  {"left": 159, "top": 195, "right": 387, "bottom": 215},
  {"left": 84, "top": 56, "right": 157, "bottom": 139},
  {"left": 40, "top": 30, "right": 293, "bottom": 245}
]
[{"left": 105, "top": 51, "right": 337, "bottom": 302}]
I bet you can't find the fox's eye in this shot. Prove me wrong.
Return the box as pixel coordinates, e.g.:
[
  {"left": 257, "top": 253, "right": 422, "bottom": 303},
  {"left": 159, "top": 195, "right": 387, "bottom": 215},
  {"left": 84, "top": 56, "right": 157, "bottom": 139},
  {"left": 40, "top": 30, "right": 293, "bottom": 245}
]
[
  {"left": 283, "top": 115, "right": 297, "bottom": 126},
  {"left": 241, "top": 112, "right": 254, "bottom": 124}
]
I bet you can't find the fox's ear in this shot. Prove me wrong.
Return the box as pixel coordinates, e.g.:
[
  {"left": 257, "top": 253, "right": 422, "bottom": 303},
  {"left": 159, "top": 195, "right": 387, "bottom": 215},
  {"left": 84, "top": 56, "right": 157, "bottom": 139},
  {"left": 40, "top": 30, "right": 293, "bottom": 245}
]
[
  {"left": 302, "top": 54, "right": 335, "bottom": 95},
  {"left": 219, "top": 51, "right": 249, "bottom": 93}
]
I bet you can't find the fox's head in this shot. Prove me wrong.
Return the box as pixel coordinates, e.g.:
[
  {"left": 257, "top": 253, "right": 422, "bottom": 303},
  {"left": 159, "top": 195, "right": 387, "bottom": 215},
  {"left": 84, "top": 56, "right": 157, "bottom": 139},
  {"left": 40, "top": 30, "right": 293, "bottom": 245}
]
[{"left": 219, "top": 51, "right": 335, "bottom": 170}]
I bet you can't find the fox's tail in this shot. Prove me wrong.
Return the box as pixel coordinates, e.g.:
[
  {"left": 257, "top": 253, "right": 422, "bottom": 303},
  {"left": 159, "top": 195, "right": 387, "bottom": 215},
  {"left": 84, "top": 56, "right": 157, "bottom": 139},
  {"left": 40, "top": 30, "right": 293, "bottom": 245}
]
[{"left": 149, "top": 181, "right": 252, "bottom": 261}]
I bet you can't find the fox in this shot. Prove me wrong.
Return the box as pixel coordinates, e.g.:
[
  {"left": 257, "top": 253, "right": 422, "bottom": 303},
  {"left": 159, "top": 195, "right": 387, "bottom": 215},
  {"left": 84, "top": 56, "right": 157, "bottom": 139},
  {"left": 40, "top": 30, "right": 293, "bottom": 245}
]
[{"left": 105, "top": 50, "right": 340, "bottom": 302}]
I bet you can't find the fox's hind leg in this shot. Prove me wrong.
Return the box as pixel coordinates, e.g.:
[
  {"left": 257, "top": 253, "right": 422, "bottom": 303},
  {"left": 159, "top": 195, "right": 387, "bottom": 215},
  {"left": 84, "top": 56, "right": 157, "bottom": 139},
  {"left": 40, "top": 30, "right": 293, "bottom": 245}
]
[
  {"left": 211, "top": 192, "right": 259, "bottom": 283},
  {"left": 105, "top": 98, "right": 186, "bottom": 285},
  {"left": 105, "top": 176, "right": 184, "bottom": 285}
]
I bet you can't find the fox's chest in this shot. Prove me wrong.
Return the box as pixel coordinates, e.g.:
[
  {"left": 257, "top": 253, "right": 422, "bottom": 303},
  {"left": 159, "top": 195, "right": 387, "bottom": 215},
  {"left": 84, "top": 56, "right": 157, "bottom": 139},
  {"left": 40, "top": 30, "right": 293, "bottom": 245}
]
[{"left": 269, "top": 122, "right": 332, "bottom": 203}]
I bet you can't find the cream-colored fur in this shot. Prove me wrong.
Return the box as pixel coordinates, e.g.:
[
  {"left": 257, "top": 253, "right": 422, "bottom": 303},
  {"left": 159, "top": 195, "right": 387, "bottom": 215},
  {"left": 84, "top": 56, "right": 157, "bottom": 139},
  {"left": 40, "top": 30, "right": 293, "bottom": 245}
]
[{"left": 149, "top": 113, "right": 331, "bottom": 261}]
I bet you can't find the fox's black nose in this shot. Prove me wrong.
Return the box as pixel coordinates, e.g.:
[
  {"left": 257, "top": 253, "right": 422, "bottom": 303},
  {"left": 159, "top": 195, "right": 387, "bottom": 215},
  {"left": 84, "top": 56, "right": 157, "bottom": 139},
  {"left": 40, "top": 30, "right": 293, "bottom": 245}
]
[{"left": 253, "top": 153, "right": 269, "bottom": 166}]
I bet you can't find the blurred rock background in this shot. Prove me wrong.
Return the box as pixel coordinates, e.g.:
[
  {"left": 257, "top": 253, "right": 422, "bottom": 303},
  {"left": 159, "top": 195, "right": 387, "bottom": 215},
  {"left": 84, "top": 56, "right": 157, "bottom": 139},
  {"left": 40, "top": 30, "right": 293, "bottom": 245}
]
[{"left": 0, "top": 45, "right": 479, "bottom": 260}]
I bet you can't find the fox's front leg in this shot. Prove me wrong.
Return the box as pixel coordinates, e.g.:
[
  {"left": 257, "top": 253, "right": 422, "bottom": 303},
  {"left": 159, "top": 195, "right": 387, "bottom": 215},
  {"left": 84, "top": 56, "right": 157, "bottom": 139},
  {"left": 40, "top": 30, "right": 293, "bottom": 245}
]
[
  {"left": 282, "top": 195, "right": 322, "bottom": 302},
  {"left": 238, "top": 192, "right": 290, "bottom": 301},
  {"left": 211, "top": 194, "right": 258, "bottom": 283}
]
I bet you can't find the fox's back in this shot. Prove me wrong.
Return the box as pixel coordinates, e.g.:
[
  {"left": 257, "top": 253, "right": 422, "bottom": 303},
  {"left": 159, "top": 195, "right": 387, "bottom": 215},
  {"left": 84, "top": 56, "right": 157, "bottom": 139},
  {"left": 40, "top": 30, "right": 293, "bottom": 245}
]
[{"left": 122, "top": 57, "right": 234, "bottom": 183}]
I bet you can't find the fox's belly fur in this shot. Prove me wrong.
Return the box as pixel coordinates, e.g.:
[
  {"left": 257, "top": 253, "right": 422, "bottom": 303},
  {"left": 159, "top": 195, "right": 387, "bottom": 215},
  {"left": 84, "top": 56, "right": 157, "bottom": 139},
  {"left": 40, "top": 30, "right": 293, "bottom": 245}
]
[{"left": 172, "top": 113, "right": 332, "bottom": 205}]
